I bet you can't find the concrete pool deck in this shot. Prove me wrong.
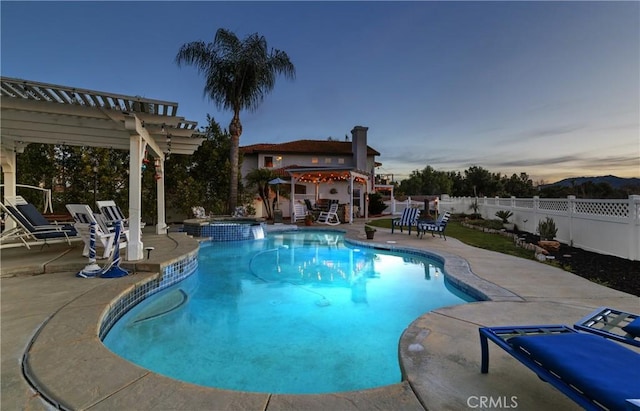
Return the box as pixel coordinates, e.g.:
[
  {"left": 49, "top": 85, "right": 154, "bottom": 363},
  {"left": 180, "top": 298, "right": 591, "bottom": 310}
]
[{"left": 1, "top": 222, "right": 638, "bottom": 410}]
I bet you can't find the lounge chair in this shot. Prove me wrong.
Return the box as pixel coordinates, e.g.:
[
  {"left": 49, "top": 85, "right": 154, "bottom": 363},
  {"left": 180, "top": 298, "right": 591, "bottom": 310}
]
[
  {"left": 391, "top": 208, "right": 420, "bottom": 235},
  {"left": 293, "top": 203, "right": 308, "bottom": 223},
  {"left": 417, "top": 211, "right": 451, "bottom": 240},
  {"left": 66, "top": 204, "right": 127, "bottom": 259},
  {"left": 96, "top": 200, "right": 140, "bottom": 238},
  {"left": 574, "top": 306, "right": 640, "bottom": 347},
  {"left": 479, "top": 308, "right": 640, "bottom": 411},
  {"left": 1, "top": 196, "right": 77, "bottom": 249},
  {"left": 316, "top": 203, "right": 340, "bottom": 226}
]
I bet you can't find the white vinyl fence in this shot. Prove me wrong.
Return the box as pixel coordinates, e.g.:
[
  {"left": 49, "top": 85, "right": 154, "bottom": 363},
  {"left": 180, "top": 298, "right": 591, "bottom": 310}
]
[{"left": 437, "top": 195, "right": 640, "bottom": 261}]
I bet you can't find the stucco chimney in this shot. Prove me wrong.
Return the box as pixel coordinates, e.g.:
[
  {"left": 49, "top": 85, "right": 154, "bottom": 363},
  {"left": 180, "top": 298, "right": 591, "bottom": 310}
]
[{"left": 351, "top": 126, "right": 368, "bottom": 172}]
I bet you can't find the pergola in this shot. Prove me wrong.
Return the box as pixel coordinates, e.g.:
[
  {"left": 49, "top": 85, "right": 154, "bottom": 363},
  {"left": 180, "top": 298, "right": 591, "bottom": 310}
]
[
  {"left": 0, "top": 76, "right": 205, "bottom": 260},
  {"left": 287, "top": 167, "right": 371, "bottom": 223}
]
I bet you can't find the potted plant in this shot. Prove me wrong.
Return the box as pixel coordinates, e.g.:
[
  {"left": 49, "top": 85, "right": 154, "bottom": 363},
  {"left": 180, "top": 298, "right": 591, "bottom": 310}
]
[
  {"left": 365, "top": 225, "right": 376, "bottom": 239},
  {"left": 495, "top": 210, "right": 514, "bottom": 231},
  {"left": 304, "top": 214, "right": 314, "bottom": 226}
]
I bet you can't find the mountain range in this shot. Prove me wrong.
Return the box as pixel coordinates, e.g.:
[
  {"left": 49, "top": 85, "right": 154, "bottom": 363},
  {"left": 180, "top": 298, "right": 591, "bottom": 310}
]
[{"left": 546, "top": 175, "right": 640, "bottom": 189}]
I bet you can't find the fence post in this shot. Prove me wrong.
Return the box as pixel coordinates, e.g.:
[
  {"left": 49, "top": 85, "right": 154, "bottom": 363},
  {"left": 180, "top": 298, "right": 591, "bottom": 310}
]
[
  {"left": 567, "top": 195, "right": 576, "bottom": 247},
  {"left": 533, "top": 196, "right": 540, "bottom": 234},
  {"left": 629, "top": 195, "right": 640, "bottom": 261}
]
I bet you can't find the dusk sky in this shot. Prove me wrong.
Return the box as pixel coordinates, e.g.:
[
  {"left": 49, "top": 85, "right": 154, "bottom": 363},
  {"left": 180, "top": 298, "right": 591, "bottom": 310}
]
[{"left": 2, "top": 1, "right": 638, "bottom": 183}]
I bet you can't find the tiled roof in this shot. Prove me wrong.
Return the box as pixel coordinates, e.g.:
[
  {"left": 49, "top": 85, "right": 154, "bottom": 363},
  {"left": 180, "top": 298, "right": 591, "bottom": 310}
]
[{"left": 240, "top": 139, "right": 380, "bottom": 156}]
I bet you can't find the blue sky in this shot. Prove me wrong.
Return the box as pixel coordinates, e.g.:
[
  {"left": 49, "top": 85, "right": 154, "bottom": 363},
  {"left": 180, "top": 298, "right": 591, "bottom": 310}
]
[{"left": 2, "top": 1, "right": 638, "bottom": 183}]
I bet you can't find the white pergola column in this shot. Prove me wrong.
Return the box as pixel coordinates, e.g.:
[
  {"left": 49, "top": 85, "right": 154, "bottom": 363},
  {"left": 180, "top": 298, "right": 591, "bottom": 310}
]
[
  {"left": 1, "top": 146, "right": 17, "bottom": 231},
  {"left": 348, "top": 175, "right": 354, "bottom": 224},
  {"left": 155, "top": 158, "right": 167, "bottom": 234},
  {"left": 127, "top": 134, "right": 145, "bottom": 260}
]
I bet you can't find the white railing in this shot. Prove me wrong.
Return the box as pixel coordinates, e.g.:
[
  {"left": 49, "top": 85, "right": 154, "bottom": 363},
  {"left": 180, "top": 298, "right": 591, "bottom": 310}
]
[
  {"left": 383, "top": 197, "right": 435, "bottom": 215},
  {"left": 439, "top": 195, "right": 640, "bottom": 261}
]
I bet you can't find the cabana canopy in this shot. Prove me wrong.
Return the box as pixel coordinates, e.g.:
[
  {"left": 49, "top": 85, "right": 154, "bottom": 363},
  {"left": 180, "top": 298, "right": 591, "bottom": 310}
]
[
  {"left": 286, "top": 166, "right": 371, "bottom": 222},
  {"left": 0, "top": 76, "right": 205, "bottom": 260}
]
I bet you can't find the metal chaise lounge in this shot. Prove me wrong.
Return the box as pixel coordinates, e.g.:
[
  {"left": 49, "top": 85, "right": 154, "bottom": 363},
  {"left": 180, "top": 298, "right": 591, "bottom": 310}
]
[
  {"left": 574, "top": 306, "right": 640, "bottom": 347},
  {"left": 479, "top": 308, "right": 640, "bottom": 411},
  {"left": 1, "top": 196, "right": 77, "bottom": 249}
]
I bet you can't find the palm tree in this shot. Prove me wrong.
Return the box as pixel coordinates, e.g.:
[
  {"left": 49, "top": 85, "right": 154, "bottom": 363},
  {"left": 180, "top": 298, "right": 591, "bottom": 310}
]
[{"left": 176, "top": 28, "right": 295, "bottom": 213}]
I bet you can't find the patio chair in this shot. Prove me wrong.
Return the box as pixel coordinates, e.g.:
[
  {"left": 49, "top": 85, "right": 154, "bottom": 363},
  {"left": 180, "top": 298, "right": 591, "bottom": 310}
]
[
  {"left": 316, "top": 203, "right": 340, "bottom": 226},
  {"left": 391, "top": 207, "right": 420, "bottom": 235},
  {"left": 479, "top": 310, "right": 640, "bottom": 411},
  {"left": 293, "top": 203, "right": 308, "bottom": 223},
  {"left": 66, "top": 204, "right": 127, "bottom": 259},
  {"left": 192, "top": 206, "right": 207, "bottom": 219},
  {"left": 304, "top": 199, "right": 319, "bottom": 213},
  {"left": 1, "top": 196, "right": 77, "bottom": 249},
  {"left": 417, "top": 211, "right": 451, "bottom": 240}
]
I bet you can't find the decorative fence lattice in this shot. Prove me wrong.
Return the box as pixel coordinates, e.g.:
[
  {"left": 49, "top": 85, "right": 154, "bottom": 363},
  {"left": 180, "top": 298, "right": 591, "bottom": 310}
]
[
  {"left": 575, "top": 201, "right": 629, "bottom": 218},
  {"left": 438, "top": 195, "right": 640, "bottom": 261}
]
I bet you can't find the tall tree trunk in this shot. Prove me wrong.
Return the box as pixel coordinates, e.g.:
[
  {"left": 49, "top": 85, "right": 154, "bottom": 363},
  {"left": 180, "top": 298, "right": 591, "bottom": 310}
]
[{"left": 228, "top": 113, "right": 242, "bottom": 213}]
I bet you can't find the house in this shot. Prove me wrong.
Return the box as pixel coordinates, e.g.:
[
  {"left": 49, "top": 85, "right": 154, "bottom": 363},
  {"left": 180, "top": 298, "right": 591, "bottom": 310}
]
[{"left": 240, "top": 126, "right": 380, "bottom": 222}]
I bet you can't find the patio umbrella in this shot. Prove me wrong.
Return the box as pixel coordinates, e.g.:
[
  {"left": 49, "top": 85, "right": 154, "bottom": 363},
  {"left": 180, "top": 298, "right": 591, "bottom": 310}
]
[{"left": 268, "top": 178, "right": 287, "bottom": 210}]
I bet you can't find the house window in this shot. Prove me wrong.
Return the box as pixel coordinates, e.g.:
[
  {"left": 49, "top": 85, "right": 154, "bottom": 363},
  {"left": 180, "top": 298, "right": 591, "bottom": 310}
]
[
  {"left": 324, "top": 158, "right": 332, "bottom": 164},
  {"left": 294, "top": 184, "right": 307, "bottom": 195},
  {"left": 311, "top": 157, "right": 319, "bottom": 164},
  {"left": 264, "top": 156, "right": 273, "bottom": 168},
  {"left": 338, "top": 158, "right": 345, "bottom": 164}
]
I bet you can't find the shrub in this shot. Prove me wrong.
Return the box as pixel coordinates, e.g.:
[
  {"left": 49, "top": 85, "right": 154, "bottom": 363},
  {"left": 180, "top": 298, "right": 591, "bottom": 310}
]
[
  {"left": 495, "top": 210, "right": 513, "bottom": 223},
  {"left": 367, "top": 192, "right": 387, "bottom": 215},
  {"left": 466, "top": 218, "right": 504, "bottom": 230},
  {"left": 537, "top": 217, "right": 558, "bottom": 240}
]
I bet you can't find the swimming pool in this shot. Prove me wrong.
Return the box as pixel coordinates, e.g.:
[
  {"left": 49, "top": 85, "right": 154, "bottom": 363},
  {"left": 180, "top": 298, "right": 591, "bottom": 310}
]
[{"left": 103, "top": 230, "right": 476, "bottom": 394}]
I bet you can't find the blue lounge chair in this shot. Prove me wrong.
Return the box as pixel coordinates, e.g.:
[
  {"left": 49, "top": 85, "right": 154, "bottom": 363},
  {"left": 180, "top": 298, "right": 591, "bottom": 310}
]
[
  {"left": 391, "top": 208, "right": 420, "bottom": 235},
  {"left": 574, "top": 306, "right": 640, "bottom": 347},
  {"left": 417, "top": 211, "right": 450, "bottom": 239},
  {"left": 1, "top": 196, "right": 77, "bottom": 249},
  {"left": 480, "top": 311, "right": 640, "bottom": 411}
]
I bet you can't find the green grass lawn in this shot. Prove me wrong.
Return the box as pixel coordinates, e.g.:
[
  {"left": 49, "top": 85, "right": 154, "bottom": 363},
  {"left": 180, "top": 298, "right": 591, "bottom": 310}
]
[{"left": 367, "top": 218, "right": 534, "bottom": 261}]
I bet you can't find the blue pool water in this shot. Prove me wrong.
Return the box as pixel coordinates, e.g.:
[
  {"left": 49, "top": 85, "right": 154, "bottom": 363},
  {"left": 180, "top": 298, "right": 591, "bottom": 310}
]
[{"left": 104, "top": 230, "right": 475, "bottom": 394}]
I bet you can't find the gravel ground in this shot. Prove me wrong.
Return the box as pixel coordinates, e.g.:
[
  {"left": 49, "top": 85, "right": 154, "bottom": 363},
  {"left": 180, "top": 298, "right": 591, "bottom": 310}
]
[{"left": 519, "top": 232, "right": 640, "bottom": 297}]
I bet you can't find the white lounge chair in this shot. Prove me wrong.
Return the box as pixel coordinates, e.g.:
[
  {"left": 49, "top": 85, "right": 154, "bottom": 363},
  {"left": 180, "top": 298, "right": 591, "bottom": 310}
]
[
  {"left": 66, "top": 204, "right": 127, "bottom": 259},
  {"left": 316, "top": 203, "right": 340, "bottom": 226},
  {"left": 96, "top": 200, "right": 140, "bottom": 237}
]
